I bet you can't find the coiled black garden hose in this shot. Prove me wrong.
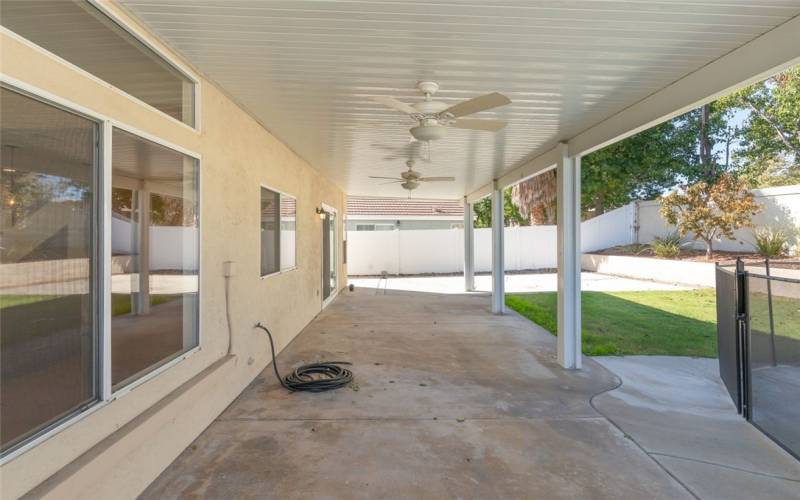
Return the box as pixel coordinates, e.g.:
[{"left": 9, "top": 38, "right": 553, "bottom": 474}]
[{"left": 254, "top": 323, "right": 353, "bottom": 393}]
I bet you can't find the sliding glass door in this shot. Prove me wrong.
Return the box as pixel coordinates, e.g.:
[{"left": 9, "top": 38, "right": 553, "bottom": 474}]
[
  {"left": 0, "top": 88, "right": 99, "bottom": 453},
  {"left": 322, "top": 209, "right": 337, "bottom": 302}
]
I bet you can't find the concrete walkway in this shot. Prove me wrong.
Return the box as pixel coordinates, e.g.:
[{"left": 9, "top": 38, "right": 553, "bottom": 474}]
[
  {"left": 348, "top": 271, "right": 694, "bottom": 295},
  {"left": 142, "top": 289, "right": 692, "bottom": 499},
  {"left": 592, "top": 356, "right": 800, "bottom": 500}
]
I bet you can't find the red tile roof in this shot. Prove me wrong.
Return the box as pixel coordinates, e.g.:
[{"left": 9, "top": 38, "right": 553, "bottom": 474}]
[{"left": 347, "top": 196, "right": 464, "bottom": 217}]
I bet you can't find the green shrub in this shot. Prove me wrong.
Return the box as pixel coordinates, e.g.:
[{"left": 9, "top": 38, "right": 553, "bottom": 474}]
[
  {"left": 652, "top": 233, "right": 683, "bottom": 258},
  {"left": 753, "top": 227, "right": 788, "bottom": 258}
]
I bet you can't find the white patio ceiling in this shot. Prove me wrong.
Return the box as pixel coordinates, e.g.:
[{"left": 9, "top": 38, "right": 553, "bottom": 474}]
[{"left": 118, "top": 1, "right": 800, "bottom": 199}]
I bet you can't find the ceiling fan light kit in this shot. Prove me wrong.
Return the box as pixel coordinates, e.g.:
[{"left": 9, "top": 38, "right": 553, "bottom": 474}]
[{"left": 410, "top": 121, "right": 447, "bottom": 142}]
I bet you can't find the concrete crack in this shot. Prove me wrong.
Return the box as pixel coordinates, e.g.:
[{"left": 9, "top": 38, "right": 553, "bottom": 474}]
[{"left": 648, "top": 452, "right": 800, "bottom": 483}]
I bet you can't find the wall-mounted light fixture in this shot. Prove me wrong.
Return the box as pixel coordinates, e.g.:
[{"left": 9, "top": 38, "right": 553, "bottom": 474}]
[{"left": 315, "top": 206, "right": 327, "bottom": 220}]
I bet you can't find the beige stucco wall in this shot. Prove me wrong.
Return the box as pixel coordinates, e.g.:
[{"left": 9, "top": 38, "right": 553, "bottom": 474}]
[{"left": 0, "top": 2, "right": 346, "bottom": 498}]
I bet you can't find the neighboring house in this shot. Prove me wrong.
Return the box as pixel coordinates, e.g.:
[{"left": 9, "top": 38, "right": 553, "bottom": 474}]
[{"left": 346, "top": 196, "right": 465, "bottom": 231}]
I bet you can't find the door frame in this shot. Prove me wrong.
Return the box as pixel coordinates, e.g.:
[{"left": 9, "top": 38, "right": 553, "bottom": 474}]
[{"left": 321, "top": 203, "right": 338, "bottom": 309}]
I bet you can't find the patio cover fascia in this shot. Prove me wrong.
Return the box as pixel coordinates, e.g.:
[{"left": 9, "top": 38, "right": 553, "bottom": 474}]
[{"left": 461, "top": 16, "right": 800, "bottom": 369}]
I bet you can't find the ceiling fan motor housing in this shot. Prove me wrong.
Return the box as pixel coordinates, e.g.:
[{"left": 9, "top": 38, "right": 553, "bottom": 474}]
[{"left": 414, "top": 100, "right": 448, "bottom": 115}]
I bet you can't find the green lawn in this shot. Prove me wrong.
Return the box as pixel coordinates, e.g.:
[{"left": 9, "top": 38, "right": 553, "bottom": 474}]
[
  {"left": 506, "top": 289, "right": 718, "bottom": 357},
  {"left": 0, "top": 293, "right": 179, "bottom": 314},
  {"left": 748, "top": 292, "right": 800, "bottom": 340},
  {"left": 112, "top": 293, "right": 180, "bottom": 315},
  {"left": 0, "top": 294, "right": 62, "bottom": 308}
]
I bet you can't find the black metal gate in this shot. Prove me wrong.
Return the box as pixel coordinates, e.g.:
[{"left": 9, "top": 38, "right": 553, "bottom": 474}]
[
  {"left": 715, "top": 263, "right": 744, "bottom": 413},
  {"left": 716, "top": 259, "right": 800, "bottom": 459}
]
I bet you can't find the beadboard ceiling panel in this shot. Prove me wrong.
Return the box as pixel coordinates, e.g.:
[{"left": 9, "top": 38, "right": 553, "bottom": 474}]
[{"left": 118, "top": 0, "right": 800, "bottom": 198}]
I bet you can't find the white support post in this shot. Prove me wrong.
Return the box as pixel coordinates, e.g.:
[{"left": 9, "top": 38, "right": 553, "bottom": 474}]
[
  {"left": 491, "top": 181, "right": 505, "bottom": 314},
  {"left": 134, "top": 188, "right": 151, "bottom": 315},
  {"left": 463, "top": 197, "right": 475, "bottom": 291},
  {"left": 101, "top": 120, "right": 112, "bottom": 401},
  {"left": 557, "top": 143, "right": 582, "bottom": 369}
]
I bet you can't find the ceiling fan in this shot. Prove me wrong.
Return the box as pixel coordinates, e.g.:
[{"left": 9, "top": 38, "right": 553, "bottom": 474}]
[
  {"left": 371, "top": 81, "right": 511, "bottom": 142},
  {"left": 369, "top": 160, "right": 455, "bottom": 191}
]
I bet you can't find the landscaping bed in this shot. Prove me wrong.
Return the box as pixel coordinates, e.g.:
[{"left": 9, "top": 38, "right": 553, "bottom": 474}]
[{"left": 594, "top": 244, "right": 800, "bottom": 268}]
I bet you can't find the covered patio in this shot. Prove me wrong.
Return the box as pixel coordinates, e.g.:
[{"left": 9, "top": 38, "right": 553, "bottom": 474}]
[
  {"left": 116, "top": 0, "right": 800, "bottom": 371},
  {"left": 3, "top": 1, "right": 800, "bottom": 498},
  {"left": 141, "top": 288, "right": 799, "bottom": 499}
]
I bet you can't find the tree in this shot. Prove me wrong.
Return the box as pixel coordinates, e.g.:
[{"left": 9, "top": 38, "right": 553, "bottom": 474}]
[
  {"left": 659, "top": 174, "right": 761, "bottom": 259},
  {"left": 719, "top": 67, "right": 800, "bottom": 185},
  {"left": 510, "top": 170, "right": 556, "bottom": 225},
  {"left": 581, "top": 118, "right": 698, "bottom": 217},
  {"left": 472, "top": 187, "right": 528, "bottom": 228}
]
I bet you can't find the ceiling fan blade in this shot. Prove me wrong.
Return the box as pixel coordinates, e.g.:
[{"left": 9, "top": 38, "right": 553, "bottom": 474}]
[
  {"left": 449, "top": 118, "right": 507, "bottom": 132},
  {"left": 419, "top": 177, "right": 456, "bottom": 182},
  {"left": 442, "top": 92, "right": 511, "bottom": 118},
  {"left": 369, "top": 176, "right": 403, "bottom": 180},
  {"left": 379, "top": 180, "right": 404, "bottom": 185},
  {"left": 370, "top": 96, "right": 416, "bottom": 115}
]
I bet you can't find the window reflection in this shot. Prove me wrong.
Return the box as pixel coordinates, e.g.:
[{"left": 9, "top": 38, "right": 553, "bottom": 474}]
[
  {"left": 111, "top": 128, "right": 198, "bottom": 389},
  {"left": 260, "top": 188, "right": 280, "bottom": 276}
]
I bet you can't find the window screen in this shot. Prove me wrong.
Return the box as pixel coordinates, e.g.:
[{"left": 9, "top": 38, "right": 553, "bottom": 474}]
[
  {"left": 1, "top": 88, "right": 99, "bottom": 454},
  {"left": 1, "top": 1, "right": 196, "bottom": 126},
  {"left": 261, "top": 188, "right": 296, "bottom": 276}
]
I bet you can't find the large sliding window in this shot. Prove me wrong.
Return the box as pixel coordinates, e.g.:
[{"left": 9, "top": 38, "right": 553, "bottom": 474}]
[
  {"left": 1, "top": 1, "right": 196, "bottom": 127},
  {"left": 0, "top": 86, "right": 201, "bottom": 457},
  {"left": 260, "top": 187, "right": 296, "bottom": 277},
  {"left": 111, "top": 129, "right": 199, "bottom": 389},
  {"left": 0, "top": 88, "right": 99, "bottom": 454}
]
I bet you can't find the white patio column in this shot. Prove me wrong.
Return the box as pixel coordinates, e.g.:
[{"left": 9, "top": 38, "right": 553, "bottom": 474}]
[
  {"left": 463, "top": 197, "right": 475, "bottom": 291},
  {"left": 491, "top": 181, "right": 505, "bottom": 314},
  {"left": 134, "top": 187, "right": 151, "bottom": 315},
  {"left": 557, "top": 142, "right": 581, "bottom": 368}
]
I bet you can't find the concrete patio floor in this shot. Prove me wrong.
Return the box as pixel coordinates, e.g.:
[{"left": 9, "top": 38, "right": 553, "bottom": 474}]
[
  {"left": 348, "top": 271, "right": 694, "bottom": 295},
  {"left": 141, "top": 289, "right": 792, "bottom": 499},
  {"left": 593, "top": 356, "right": 800, "bottom": 499}
]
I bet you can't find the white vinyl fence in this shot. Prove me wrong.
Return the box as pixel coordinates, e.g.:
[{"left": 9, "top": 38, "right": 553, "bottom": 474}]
[
  {"left": 347, "top": 184, "right": 800, "bottom": 276},
  {"left": 112, "top": 217, "right": 199, "bottom": 271}
]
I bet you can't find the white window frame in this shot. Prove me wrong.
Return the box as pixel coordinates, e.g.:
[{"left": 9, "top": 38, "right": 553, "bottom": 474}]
[
  {"left": 321, "top": 202, "right": 339, "bottom": 309},
  {"left": 0, "top": 0, "right": 201, "bottom": 132},
  {"left": 0, "top": 76, "right": 203, "bottom": 463},
  {"left": 259, "top": 184, "right": 298, "bottom": 279}
]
